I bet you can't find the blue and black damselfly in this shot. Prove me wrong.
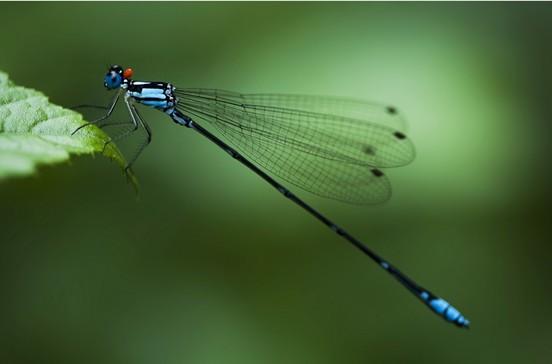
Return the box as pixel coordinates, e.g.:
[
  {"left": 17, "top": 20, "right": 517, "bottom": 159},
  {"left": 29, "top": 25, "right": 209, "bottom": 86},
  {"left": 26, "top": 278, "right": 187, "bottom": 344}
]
[{"left": 73, "top": 65, "right": 470, "bottom": 328}]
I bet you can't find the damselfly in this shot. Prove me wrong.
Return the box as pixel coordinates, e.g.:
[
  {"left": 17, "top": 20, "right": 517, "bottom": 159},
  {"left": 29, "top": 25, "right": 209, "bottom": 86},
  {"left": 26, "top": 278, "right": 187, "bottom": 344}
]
[{"left": 73, "top": 65, "right": 469, "bottom": 328}]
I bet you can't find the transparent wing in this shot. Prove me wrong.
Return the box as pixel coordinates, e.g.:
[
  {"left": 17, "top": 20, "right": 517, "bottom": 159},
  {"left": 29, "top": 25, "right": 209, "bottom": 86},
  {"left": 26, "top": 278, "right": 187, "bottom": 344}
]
[
  {"left": 174, "top": 88, "right": 415, "bottom": 204},
  {"left": 233, "top": 93, "right": 408, "bottom": 132},
  {"left": 178, "top": 89, "right": 409, "bottom": 131}
]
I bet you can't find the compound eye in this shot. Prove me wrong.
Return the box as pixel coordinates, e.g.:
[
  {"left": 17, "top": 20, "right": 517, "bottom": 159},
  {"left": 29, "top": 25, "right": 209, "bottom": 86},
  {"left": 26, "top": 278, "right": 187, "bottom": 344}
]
[{"left": 104, "top": 71, "right": 122, "bottom": 89}]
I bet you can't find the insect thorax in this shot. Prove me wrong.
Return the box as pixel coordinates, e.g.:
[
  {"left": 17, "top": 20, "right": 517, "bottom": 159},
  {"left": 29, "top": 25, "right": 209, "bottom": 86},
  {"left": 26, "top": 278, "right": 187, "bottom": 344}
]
[{"left": 127, "top": 81, "right": 177, "bottom": 111}]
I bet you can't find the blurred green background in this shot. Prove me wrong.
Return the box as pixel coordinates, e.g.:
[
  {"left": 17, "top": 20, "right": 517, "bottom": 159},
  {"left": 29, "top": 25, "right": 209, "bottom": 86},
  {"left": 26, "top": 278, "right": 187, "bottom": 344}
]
[{"left": 1, "top": 2, "right": 551, "bottom": 363}]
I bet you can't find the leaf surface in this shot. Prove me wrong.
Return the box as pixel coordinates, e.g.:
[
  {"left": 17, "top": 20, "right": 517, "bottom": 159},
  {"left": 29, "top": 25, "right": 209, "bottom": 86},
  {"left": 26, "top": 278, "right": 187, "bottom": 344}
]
[{"left": 0, "top": 71, "right": 133, "bottom": 183}]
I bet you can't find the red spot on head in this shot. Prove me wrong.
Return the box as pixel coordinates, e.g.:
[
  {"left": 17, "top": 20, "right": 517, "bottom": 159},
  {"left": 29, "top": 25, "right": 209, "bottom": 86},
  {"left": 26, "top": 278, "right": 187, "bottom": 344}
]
[{"left": 123, "top": 68, "right": 134, "bottom": 79}]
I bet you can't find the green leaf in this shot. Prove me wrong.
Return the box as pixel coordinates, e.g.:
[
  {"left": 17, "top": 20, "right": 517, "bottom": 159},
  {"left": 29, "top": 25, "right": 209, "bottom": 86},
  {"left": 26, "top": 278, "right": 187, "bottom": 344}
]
[{"left": 0, "top": 71, "right": 136, "bottom": 186}]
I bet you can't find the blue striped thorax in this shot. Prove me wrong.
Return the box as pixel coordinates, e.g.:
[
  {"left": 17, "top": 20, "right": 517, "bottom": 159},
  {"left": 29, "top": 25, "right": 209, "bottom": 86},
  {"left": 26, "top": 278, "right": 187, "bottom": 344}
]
[{"left": 127, "top": 81, "right": 177, "bottom": 111}]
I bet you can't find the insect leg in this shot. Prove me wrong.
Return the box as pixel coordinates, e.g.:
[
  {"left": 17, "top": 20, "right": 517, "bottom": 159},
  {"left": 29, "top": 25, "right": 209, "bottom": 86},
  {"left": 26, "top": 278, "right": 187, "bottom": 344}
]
[{"left": 71, "top": 90, "right": 122, "bottom": 135}]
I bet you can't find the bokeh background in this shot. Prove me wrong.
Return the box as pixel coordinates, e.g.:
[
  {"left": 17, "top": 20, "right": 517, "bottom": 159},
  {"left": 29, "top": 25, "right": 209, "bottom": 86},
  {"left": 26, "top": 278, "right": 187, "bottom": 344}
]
[{"left": 1, "top": 2, "right": 551, "bottom": 363}]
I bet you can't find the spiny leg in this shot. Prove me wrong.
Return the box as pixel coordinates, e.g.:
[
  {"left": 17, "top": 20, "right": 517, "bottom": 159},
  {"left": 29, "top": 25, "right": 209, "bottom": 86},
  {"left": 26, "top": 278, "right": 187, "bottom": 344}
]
[
  {"left": 102, "top": 98, "right": 139, "bottom": 154},
  {"left": 71, "top": 90, "right": 122, "bottom": 135},
  {"left": 120, "top": 98, "right": 152, "bottom": 172},
  {"left": 124, "top": 105, "right": 152, "bottom": 171}
]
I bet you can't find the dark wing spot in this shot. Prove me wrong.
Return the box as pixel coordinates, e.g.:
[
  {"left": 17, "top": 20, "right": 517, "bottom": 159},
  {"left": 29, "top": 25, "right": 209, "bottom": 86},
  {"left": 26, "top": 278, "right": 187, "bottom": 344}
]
[
  {"left": 386, "top": 106, "right": 397, "bottom": 115},
  {"left": 363, "top": 145, "right": 376, "bottom": 155},
  {"left": 371, "top": 169, "right": 384, "bottom": 177},
  {"left": 393, "top": 131, "right": 406, "bottom": 140}
]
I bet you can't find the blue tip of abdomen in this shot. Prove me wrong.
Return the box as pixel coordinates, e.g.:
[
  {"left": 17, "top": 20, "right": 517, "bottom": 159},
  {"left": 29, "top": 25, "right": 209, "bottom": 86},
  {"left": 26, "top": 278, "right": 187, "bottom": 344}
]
[{"left": 421, "top": 292, "right": 470, "bottom": 328}]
